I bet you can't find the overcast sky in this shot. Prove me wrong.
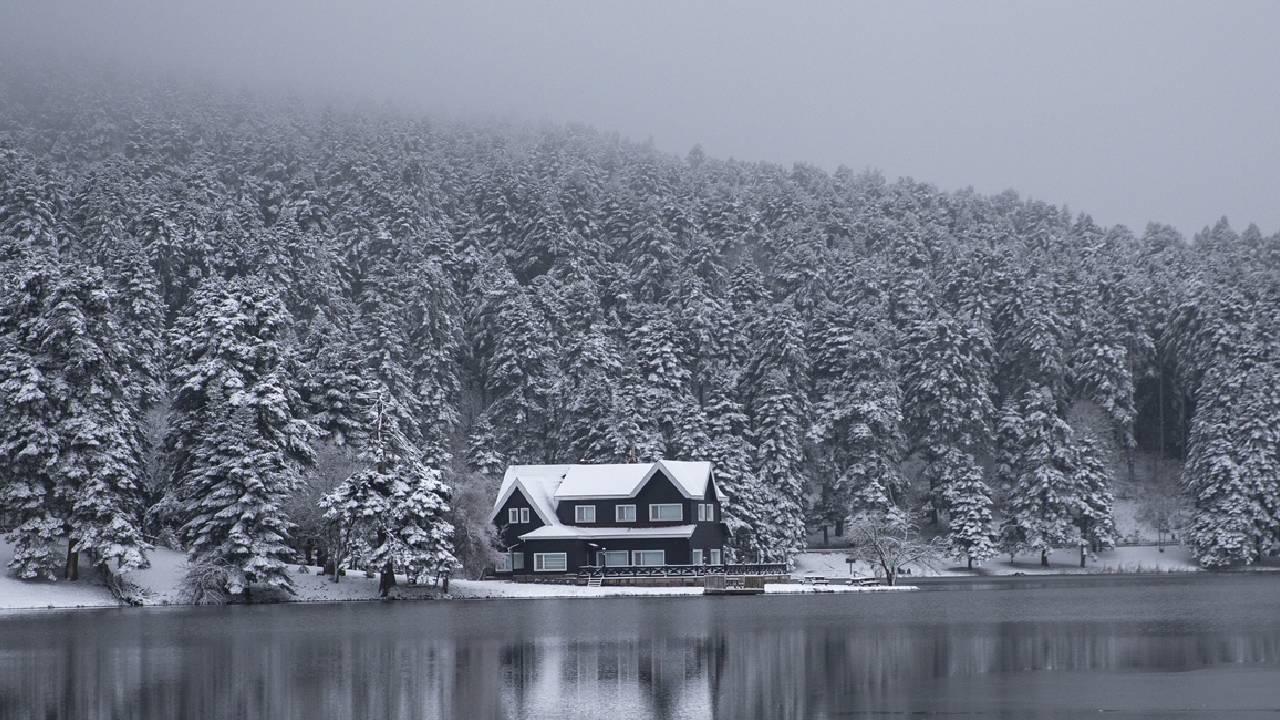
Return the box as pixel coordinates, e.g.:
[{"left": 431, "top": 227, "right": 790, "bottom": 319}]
[{"left": 5, "top": 1, "right": 1279, "bottom": 236}]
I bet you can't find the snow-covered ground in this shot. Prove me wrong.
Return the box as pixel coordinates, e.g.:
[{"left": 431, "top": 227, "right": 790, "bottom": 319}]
[
  {"left": 2, "top": 538, "right": 1240, "bottom": 612},
  {"left": 0, "top": 539, "right": 125, "bottom": 610},
  {"left": 793, "top": 544, "right": 1204, "bottom": 580},
  {"left": 1, "top": 539, "right": 915, "bottom": 611}
]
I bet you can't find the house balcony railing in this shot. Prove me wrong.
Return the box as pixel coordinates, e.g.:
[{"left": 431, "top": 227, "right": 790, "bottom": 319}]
[{"left": 577, "top": 563, "right": 788, "bottom": 579}]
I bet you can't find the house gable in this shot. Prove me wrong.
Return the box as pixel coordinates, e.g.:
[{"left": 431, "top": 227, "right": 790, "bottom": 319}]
[{"left": 494, "top": 485, "right": 546, "bottom": 546}]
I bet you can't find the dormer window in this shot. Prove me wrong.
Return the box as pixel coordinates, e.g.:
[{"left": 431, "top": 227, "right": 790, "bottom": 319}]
[
  {"left": 520, "top": 508, "right": 530, "bottom": 524},
  {"left": 508, "top": 508, "right": 519, "bottom": 524},
  {"left": 575, "top": 505, "right": 596, "bottom": 523}
]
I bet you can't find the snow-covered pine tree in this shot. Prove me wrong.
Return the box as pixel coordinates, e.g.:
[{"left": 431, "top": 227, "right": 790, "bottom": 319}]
[
  {"left": 809, "top": 303, "right": 904, "bottom": 524},
  {"left": 626, "top": 305, "right": 699, "bottom": 460},
  {"left": 167, "top": 277, "right": 316, "bottom": 596},
  {"left": 703, "top": 370, "right": 767, "bottom": 560},
  {"left": 0, "top": 262, "right": 150, "bottom": 580},
  {"left": 930, "top": 448, "right": 995, "bottom": 568},
  {"left": 900, "top": 314, "right": 996, "bottom": 531},
  {"left": 321, "top": 386, "right": 455, "bottom": 595},
  {"left": 0, "top": 261, "right": 69, "bottom": 579},
  {"left": 1070, "top": 434, "right": 1117, "bottom": 565},
  {"left": 744, "top": 304, "right": 810, "bottom": 562},
  {"left": 999, "top": 386, "right": 1080, "bottom": 566}
]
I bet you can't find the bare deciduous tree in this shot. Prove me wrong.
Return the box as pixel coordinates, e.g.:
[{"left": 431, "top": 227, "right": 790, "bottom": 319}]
[{"left": 846, "top": 515, "right": 945, "bottom": 586}]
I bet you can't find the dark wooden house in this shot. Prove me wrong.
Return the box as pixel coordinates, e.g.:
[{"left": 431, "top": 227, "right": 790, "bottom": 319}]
[{"left": 488, "top": 461, "right": 729, "bottom": 575}]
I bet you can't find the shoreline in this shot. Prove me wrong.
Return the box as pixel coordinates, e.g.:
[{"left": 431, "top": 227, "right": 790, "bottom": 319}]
[{"left": 0, "top": 580, "right": 920, "bottom": 615}]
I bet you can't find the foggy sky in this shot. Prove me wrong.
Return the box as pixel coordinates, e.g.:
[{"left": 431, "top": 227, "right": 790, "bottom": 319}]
[{"left": 5, "top": 0, "right": 1279, "bottom": 236}]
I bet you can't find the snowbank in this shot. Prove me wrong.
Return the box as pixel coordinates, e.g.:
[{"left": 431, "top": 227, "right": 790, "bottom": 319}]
[
  {"left": 792, "top": 544, "right": 1203, "bottom": 581},
  {"left": 0, "top": 539, "right": 122, "bottom": 610}
]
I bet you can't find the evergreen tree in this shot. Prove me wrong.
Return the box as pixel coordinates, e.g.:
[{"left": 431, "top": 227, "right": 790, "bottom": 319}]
[
  {"left": 1000, "top": 386, "right": 1080, "bottom": 566},
  {"left": 0, "top": 262, "right": 150, "bottom": 580},
  {"left": 167, "top": 278, "right": 315, "bottom": 594},
  {"left": 321, "top": 386, "right": 455, "bottom": 594}
]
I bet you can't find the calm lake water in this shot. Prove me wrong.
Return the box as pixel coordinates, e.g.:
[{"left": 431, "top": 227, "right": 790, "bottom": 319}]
[{"left": 2, "top": 574, "right": 1279, "bottom": 720}]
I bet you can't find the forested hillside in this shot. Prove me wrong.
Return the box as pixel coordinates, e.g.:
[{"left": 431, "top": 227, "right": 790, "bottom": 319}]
[{"left": 2, "top": 73, "right": 1278, "bottom": 593}]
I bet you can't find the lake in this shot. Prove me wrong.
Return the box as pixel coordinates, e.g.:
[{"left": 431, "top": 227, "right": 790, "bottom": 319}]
[{"left": 2, "top": 574, "right": 1279, "bottom": 719}]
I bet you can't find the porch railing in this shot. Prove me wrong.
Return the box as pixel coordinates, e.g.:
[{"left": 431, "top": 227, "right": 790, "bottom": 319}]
[{"left": 576, "top": 563, "right": 788, "bottom": 579}]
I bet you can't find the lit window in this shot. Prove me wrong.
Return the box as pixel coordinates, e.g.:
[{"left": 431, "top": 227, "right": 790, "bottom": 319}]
[
  {"left": 512, "top": 552, "right": 525, "bottom": 570},
  {"left": 534, "top": 553, "right": 567, "bottom": 572},
  {"left": 697, "top": 504, "right": 706, "bottom": 522},
  {"left": 495, "top": 554, "right": 511, "bottom": 571},
  {"left": 575, "top": 505, "right": 596, "bottom": 523},
  {"left": 508, "top": 508, "right": 519, "bottom": 524},
  {"left": 709, "top": 549, "right": 721, "bottom": 565},
  {"left": 616, "top": 504, "right": 637, "bottom": 522},
  {"left": 692, "top": 549, "right": 703, "bottom": 565},
  {"left": 632, "top": 550, "right": 665, "bottom": 566},
  {"left": 650, "top": 504, "right": 683, "bottom": 522},
  {"left": 520, "top": 508, "right": 530, "bottom": 524}
]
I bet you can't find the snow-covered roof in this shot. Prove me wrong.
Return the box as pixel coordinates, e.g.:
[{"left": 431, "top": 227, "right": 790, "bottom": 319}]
[
  {"left": 660, "top": 460, "right": 717, "bottom": 500},
  {"left": 487, "top": 464, "right": 569, "bottom": 525},
  {"left": 489, "top": 460, "right": 721, "bottom": 523},
  {"left": 553, "top": 463, "right": 655, "bottom": 500},
  {"left": 552, "top": 460, "right": 719, "bottom": 501},
  {"left": 519, "top": 524, "right": 698, "bottom": 541}
]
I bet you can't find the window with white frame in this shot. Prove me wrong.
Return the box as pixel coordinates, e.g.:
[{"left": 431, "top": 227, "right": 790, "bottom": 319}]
[
  {"left": 534, "top": 553, "right": 567, "bottom": 572},
  {"left": 632, "top": 550, "right": 665, "bottom": 566},
  {"left": 575, "top": 505, "right": 597, "bottom": 523},
  {"left": 495, "top": 554, "right": 511, "bottom": 571},
  {"left": 692, "top": 549, "right": 703, "bottom": 565},
  {"left": 697, "top": 504, "right": 706, "bottom": 522},
  {"left": 709, "top": 549, "right": 721, "bottom": 565},
  {"left": 599, "top": 550, "right": 629, "bottom": 567},
  {"left": 616, "top": 504, "right": 637, "bottom": 522},
  {"left": 708, "top": 504, "right": 715, "bottom": 521},
  {"left": 508, "top": 508, "right": 519, "bottom": 524},
  {"left": 512, "top": 552, "right": 525, "bottom": 570},
  {"left": 520, "top": 508, "right": 530, "bottom": 524},
  {"left": 649, "top": 504, "right": 683, "bottom": 522}
]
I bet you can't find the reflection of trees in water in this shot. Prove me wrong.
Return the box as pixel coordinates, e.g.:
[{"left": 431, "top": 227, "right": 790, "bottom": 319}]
[
  {"left": 2, "top": 598, "right": 1280, "bottom": 720},
  {"left": 707, "top": 620, "right": 1280, "bottom": 719}
]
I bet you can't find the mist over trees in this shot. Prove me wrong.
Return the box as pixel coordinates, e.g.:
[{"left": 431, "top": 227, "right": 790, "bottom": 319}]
[{"left": 1, "top": 71, "right": 1279, "bottom": 587}]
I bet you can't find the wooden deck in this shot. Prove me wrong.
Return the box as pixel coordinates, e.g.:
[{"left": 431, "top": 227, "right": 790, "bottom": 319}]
[{"left": 702, "top": 575, "right": 766, "bottom": 595}]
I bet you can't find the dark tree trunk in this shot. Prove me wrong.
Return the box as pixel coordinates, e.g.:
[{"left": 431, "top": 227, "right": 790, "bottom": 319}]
[
  {"left": 835, "top": 519, "right": 844, "bottom": 537},
  {"left": 822, "top": 525, "right": 829, "bottom": 547},
  {"left": 65, "top": 544, "right": 79, "bottom": 581},
  {"left": 1040, "top": 548, "right": 1049, "bottom": 567},
  {"left": 379, "top": 563, "right": 396, "bottom": 597},
  {"left": 1080, "top": 545, "right": 1087, "bottom": 568},
  {"left": 967, "top": 556, "right": 973, "bottom": 570}
]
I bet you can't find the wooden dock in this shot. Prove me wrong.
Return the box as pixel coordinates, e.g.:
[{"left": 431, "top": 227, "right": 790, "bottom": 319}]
[{"left": 703, "top": 575, "right": 766, "bottom": 596}]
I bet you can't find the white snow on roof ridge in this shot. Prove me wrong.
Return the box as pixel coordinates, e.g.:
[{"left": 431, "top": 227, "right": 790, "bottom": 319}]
[
  {"left": 489, "top": 464, "right": 570, "bottom": 524},
  {"left": 490, "top": 461, "right": 719, "bottom": 523}
]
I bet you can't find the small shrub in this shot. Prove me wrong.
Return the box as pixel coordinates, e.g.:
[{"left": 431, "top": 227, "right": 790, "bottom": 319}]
[
  {"left": 179, "top": 561, "right": 238, "bottom": 605},
  {"left": 155, "top": 527, "right": 184, "bottom": 552}
]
